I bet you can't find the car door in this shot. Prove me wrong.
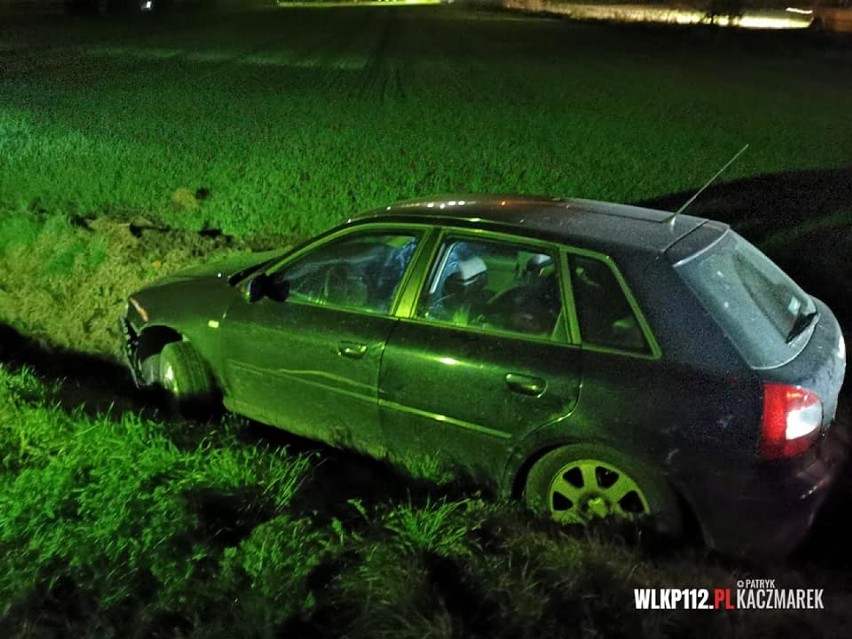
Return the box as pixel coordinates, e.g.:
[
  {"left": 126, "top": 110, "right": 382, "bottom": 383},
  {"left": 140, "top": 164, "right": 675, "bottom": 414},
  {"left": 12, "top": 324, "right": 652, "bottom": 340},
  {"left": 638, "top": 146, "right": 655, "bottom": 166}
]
[
  {"left": 220, "top": 226, "right": 425, "bottom": 456},
  {"left": 379, "top": 231, "right": 582, "bottom": 482}
]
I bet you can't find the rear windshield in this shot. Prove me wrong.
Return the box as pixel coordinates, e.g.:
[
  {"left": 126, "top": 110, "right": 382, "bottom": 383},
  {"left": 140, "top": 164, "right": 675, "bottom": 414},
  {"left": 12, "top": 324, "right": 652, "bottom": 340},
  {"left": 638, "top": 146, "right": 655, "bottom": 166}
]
[{"left": 674, "top": 231, "right": 816, "bottom": 369}]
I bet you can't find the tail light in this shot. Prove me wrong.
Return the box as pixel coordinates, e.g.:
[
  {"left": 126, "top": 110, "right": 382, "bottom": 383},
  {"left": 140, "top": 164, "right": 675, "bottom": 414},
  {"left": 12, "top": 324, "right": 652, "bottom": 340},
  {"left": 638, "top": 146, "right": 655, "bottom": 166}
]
[{"left": 760, "top": 383, "right": 823, "bottom": 459}]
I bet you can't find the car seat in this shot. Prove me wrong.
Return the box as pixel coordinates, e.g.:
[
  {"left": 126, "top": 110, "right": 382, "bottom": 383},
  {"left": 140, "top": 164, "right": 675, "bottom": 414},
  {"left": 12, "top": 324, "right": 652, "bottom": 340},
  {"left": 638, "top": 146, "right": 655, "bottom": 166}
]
[
  {"left": 486, "top": 253, "right": 559, "bottom": 335},
  {"left": 435, "top": 256, "right": 488, "bottom": 325}
]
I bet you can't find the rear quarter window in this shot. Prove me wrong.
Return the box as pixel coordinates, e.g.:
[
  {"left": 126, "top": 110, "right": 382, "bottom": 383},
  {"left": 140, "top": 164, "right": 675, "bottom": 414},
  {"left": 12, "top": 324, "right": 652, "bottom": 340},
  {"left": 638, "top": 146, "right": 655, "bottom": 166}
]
[{"left": 674, "top": 231, "right": 816, "bottom": 370}]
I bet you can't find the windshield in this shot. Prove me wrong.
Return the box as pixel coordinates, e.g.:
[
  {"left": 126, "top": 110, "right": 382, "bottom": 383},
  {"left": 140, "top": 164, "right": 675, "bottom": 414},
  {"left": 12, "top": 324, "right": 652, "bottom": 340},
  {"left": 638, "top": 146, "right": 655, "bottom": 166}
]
[{"left": 675, "top": 231, "right": 816, "bottom": 369}]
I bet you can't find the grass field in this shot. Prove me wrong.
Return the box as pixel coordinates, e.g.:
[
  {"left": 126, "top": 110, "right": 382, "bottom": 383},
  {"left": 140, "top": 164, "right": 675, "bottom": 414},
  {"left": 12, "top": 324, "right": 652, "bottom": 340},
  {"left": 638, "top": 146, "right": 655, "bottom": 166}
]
[
  {"left": 1, "top": 4, "right": 851, "bottom": 636},
  {"left": 2, "top": 6, "right": 850, "bottom": 241}
]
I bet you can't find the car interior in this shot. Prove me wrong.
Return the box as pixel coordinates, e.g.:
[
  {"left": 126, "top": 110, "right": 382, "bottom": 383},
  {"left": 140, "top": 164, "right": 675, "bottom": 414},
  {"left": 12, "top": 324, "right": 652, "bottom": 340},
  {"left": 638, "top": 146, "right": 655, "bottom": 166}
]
[
  {"left": 281, "top": 234, "right": 418, "bottom": 313},
  {"left": 418, "top": 241, "right": 563, "bottom": 339},
  {"left": 279, "top": 233, "right": 646, "bottom": 351}
]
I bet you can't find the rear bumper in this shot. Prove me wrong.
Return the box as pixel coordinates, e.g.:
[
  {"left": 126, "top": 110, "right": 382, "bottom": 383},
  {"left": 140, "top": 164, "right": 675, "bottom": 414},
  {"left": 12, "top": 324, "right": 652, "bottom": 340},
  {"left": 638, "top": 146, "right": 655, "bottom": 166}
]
[
  {"left": 687, "top": 299, "right": 848, "bottom": 557},
  {"left": 683, "top": 421, "right": 849, "bottom": 557}
]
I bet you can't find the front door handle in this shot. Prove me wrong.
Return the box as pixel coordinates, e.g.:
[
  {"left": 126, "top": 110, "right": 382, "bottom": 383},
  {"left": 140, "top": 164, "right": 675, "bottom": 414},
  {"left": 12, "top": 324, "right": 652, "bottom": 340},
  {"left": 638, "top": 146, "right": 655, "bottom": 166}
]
[
  {"left": 505, "top": 373, "right": 546, "bottom": 397},
  {"left": 338, "top": 341, "right": 367, "bottom": 359}
]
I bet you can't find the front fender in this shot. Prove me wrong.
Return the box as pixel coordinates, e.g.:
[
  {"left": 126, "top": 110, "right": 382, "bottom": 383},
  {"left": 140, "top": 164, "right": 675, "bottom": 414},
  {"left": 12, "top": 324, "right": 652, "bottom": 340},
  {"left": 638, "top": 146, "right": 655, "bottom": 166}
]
[{"left": 124, "top": 277, "right": 237, "bottom": 384}]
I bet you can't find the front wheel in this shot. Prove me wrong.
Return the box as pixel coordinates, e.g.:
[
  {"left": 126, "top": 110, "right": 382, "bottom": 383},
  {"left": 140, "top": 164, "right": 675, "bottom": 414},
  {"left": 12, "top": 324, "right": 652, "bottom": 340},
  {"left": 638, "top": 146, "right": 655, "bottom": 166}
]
[
  {"left": 158, "top": 341, "right": 215, "bottom": 417},
  {"left": 524, "top": 444, "right": 682, "bottom": 536}
]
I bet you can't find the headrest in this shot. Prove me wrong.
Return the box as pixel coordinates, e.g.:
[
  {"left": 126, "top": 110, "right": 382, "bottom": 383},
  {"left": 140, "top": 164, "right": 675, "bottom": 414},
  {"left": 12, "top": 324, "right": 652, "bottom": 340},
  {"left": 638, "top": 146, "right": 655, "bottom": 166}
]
[
  {"left": 526, "top": 253, "right": 554, "bottom": 277},
  {"left": 444, "top": 256, "right": 487, "bottom": 296}
]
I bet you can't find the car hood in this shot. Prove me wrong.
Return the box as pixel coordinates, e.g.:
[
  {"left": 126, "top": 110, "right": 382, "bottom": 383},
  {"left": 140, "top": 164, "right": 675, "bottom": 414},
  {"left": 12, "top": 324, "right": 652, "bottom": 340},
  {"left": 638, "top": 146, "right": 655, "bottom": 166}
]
[
  {"left": 127, "top": 249, "right": 287, "bottom": 333},
  {"left": 151, "top": 249, "right": 285, "bottom": 287}
]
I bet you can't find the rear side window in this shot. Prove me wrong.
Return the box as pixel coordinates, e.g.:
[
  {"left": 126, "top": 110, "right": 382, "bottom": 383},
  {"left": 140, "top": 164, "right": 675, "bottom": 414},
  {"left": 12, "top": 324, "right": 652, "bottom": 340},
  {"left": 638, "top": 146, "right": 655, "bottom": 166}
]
[
  {"left": 674, "top": 231, "right": 815, "bottom": 369},
  {"left": 569, "top": 254, "right": 649, "bottom": 354},
  {"left": 416, "top": 237, "right": 565, "bottom": 340}
]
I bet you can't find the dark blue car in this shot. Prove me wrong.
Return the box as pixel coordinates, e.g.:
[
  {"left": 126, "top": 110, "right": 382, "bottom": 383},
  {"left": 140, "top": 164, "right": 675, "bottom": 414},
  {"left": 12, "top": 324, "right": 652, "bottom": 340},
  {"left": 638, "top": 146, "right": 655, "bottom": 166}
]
[{"left": 123, "top": 194, "right": 848, "bottom": 556}]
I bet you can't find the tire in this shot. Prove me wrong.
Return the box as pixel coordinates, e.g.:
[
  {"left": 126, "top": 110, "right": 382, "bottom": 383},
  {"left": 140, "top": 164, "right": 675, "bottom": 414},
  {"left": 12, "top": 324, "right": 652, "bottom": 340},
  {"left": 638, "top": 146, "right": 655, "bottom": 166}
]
[
  {"left": 138, "top": 353, "right": 161, "bottom": 386},
  {"left": 158, "top": 341, "right": 215, "bottom": 417},
  {"left": 524, "top": 444, "right": 682, "bottom": 536}
]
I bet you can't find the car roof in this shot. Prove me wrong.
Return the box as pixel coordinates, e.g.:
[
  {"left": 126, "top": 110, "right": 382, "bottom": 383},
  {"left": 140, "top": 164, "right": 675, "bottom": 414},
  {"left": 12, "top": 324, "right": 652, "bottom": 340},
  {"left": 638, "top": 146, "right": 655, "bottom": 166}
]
[{"left": 351, "top": 194, "right": 718, "bottom": 254}]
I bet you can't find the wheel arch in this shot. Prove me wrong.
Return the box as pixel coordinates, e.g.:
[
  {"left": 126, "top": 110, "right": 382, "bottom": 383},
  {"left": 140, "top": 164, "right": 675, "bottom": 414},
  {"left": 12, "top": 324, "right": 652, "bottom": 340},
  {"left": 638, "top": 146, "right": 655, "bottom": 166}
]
[
  {"left": 504, "top": 435, "right": 619, "bottom": 500},
  {"left": 137, "top": 324, "right": 183, "bottom": 363},
  {"left": 130, "top": 324, "right": 183, "bottom": 385},
  {"left": 507, "top": 439, "right": 702, "bottom": 539},
  {"left": 508, "top": 442, "right": 567, "bottom": 500}
]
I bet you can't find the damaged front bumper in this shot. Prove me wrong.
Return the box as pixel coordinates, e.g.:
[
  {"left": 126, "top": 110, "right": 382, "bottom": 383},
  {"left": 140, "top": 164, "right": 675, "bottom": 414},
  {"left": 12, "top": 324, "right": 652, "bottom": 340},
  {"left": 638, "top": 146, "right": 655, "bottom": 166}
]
[{"left": 119, "top": 314, "right": 143, "bottom": 388}]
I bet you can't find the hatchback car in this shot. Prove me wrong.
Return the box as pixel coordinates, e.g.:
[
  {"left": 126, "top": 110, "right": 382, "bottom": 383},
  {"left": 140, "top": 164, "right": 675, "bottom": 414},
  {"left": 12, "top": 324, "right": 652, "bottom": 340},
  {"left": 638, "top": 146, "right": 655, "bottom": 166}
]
[{"left": 122, "top": 195, "right": 847, "bottom": 556}]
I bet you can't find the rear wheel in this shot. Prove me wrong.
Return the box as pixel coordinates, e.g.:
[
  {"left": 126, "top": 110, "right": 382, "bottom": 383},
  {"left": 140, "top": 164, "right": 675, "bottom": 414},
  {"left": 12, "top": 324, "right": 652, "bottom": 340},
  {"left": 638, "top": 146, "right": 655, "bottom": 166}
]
[
  {"left": 158, "top": 341, "right": 215, "bottom": 417},
  {"left": 524, "top": 444, "right": 682, "bottom": 536}
]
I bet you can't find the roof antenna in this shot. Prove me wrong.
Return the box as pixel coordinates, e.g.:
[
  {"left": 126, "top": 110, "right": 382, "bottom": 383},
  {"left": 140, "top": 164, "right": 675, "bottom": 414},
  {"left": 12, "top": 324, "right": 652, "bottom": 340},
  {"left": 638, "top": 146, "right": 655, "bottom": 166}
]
[{"left": 664, "top": 144, "right": 749, "bottom": 225}]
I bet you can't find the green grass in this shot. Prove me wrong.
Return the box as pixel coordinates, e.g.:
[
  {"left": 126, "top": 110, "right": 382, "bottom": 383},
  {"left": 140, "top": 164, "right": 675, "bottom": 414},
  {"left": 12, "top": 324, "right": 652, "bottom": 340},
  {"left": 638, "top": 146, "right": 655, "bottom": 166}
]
[
  {"left": 1, "top": 7, "right": 850, "bottom": 353},
  {"left": 0, "top": 207, "right": 248, "bottom": 353},
  {"left": 1, "top": 8, "right": 850, "bottom": 240},
  {"left": 0, "top": 364, "right": 323, "bottom": 634},
  {"left": 1, "top": 6, "right": 851, "bottom": 636},
  {"left": 1, "top": 362, "right": 847, "bottom": 636}
]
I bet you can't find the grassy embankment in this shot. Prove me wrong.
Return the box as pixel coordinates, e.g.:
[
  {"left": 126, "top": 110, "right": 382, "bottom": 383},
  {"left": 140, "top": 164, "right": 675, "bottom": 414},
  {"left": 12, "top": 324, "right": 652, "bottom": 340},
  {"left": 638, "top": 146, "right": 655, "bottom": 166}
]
[{"left": 1, "top": 7, "right": 851, "bottom": 635}]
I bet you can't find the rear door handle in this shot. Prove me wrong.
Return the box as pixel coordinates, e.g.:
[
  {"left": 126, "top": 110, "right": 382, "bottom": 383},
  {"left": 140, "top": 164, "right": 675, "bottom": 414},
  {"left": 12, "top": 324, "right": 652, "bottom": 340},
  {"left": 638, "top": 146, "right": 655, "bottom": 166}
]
[
  {"left": 505, "top": 373, "right": 546, "bottom": 397},
  {"left": 338, "top": 341, "right": 367, "bottom": 359}
]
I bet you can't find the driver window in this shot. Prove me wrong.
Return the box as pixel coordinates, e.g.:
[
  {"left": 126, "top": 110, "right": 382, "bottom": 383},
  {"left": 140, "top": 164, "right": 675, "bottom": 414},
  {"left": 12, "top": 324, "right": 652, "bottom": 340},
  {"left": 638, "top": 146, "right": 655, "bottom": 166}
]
[
  {"left": 415, "top": 237, "right": 563, "bottom": 339},
  {"left": 275, "top": 232, "right": 419, "bottom": 314}
]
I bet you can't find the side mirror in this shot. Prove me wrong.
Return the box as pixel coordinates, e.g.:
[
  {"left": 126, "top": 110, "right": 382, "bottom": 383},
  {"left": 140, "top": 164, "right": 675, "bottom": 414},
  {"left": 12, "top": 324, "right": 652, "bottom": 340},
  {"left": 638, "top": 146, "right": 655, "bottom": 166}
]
[
  {"left": 243, "top": 274, "right": 268, "bottom": 303},
  {"left": 243, "top": 274, "right": 289, "bottom": 304},
  {"left": 268, "top": 278, "right": 290, "bottom": 303}
]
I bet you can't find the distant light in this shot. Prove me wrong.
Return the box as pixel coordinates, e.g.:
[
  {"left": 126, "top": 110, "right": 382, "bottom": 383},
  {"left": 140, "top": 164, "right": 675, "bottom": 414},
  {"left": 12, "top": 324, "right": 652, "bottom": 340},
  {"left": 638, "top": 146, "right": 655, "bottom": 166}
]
[
  {"left": 208, "top": 320, "right": 220, "bottom": 329},
  {"left": 438, "top": 356, "right": 460, "bottom": 366},
  {"left": 141, "top": 0, "right": 152, "bottom": 10},
  {"left": 508, "top": 2, "right": 813, "bottom": 29},
  {"left": 426, "top": 202, "right": 434, "bottom": 208},
  {"left": 739, "top": 15, "right": 810, "bottom": 28},
  {"left": 449, "top": 200, "right": 457, "bottom": 206}
]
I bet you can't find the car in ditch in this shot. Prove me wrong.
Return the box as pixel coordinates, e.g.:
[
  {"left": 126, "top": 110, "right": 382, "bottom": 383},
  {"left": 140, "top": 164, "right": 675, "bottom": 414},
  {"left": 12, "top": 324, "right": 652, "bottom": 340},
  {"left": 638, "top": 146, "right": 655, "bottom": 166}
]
[{"left": 121, "top": 194, "right": 847, "bottom": 556}]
